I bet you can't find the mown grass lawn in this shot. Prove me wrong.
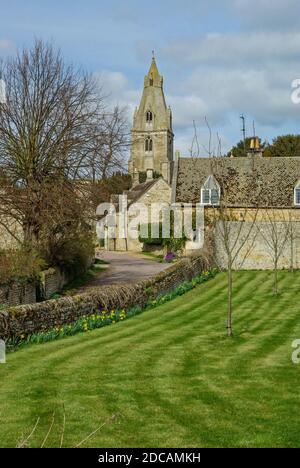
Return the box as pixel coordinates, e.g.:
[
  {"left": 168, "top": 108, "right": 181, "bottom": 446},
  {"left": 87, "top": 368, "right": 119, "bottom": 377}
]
[{"left": 1, "top": 270, "right": 300, "bottom": 448}]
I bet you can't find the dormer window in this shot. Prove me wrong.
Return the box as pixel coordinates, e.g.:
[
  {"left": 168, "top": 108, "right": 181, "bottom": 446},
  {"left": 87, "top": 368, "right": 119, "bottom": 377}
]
[
  {"left": 145, "top": 137, "right": 153, "bottom": 152},
  {"left": 201, "top": 175, "right": 220, "bottom": 206},
  {"left": 294, "top": 181, "right": 300, "bottom": 206},
  {"left": 146, "top": 111, "right": 153, "bottom": 122}
]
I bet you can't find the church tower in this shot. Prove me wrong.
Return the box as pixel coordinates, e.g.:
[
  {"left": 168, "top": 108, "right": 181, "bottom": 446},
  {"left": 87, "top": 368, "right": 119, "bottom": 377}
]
[{"left": 128, "top": 56, "right": 174, "bottom": 184}]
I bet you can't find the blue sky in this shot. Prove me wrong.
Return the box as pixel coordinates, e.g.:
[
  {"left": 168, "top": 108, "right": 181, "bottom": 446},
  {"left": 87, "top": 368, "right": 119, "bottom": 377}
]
[{"left": 1, "top": 0, "right": 300, "bottom": 154}]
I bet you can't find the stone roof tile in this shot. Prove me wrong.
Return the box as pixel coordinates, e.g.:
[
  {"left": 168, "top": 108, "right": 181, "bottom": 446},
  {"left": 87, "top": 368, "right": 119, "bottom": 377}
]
[{"left": 175, "top": 156, "right": 300, "bottom": 207}]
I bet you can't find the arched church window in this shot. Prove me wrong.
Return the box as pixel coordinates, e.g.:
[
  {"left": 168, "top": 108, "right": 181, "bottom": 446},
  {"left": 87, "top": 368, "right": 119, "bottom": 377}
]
[
  {"left": 146, "top": 111, "right": 153, "bottom": 122},
  {"left": 149, "top": 78, "right": 153, "bottom": 86},
  {"left": 145, "top": 137, "right": 153, "bottom": 152}
]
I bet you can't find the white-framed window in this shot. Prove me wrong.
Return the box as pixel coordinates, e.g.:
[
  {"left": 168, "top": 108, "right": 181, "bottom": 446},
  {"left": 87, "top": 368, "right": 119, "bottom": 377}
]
[
  {"left": 200, "top": 175, "right": 220, "bottom": 206},
  {"left": 294, "top": 181, "right": 300, "bottom": 206}
]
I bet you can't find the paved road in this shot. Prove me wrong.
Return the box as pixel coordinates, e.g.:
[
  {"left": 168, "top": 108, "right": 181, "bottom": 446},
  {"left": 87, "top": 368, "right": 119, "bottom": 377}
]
[{"left": 76, "top": 251, "right": 169, "bottom": 293}]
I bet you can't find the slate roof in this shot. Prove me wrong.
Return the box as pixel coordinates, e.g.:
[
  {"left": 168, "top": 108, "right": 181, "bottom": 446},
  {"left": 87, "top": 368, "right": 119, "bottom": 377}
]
[
  {"left": 123, "top": 179, "right": 158, "bottom": 205},
  {"left": 110, "top": 179, "right": 159, "bottom": 211},
  {"left": 174, "top": 156, "right": 300, "bottom": 208}
]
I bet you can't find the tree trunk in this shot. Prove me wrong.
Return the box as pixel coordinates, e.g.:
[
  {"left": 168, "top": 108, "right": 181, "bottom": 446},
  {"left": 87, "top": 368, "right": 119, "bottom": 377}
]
[
  {"left": 290, "top": 234, "right": 294, "bottom": 273},
  {"left": 274, "top": 259, "right": 279, "bottom": 295},
  {"left": 23, "top": 220, "right": 40, "bottom": 248},
  {"left": 227, "top": 265, "right": 233, "bottom": 337}
]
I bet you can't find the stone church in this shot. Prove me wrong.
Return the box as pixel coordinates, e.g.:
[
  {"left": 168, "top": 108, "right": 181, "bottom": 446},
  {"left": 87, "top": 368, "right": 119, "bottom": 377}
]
[{"left": 102, "top": 57, "right": 175, "bottom": 252}]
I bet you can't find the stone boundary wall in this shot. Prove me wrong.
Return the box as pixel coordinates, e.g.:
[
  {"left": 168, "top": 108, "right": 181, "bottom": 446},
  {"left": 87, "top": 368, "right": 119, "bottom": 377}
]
[
  {"left": 0, "top": 268, "right": 71, "bottom": 308},
  {"left": 0, "top": 255, "right": 210, "bottom": 340},
  {"left": 214, "top": 220, "right": 300, "bottom": 270},
  {"left": 41, "top": 268, "right": 69, "bottom": 300},
  {"left": 0, "top": 280, "right": 36, "bottom": 308}
]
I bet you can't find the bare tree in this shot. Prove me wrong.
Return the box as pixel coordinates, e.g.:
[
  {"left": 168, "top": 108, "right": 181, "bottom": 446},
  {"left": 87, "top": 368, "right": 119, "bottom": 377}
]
[
  {"left": 189, "top": 116, "right": 214, "bottom": 159},
  {"left": 196, "top": 121, "right": 259, "bottom": 337},
  {"left": 203, "top": 116, "right": 213, "bottom": 158},
  {"left": 0, "top": 40, "right": 132, "bottom": 277},
  {"left": 0, "top": 40, "right": 104, "bottom": 256},
  {"left": 257, "top": 209, "right": 290, "bottom": 294},
  {"left": 287, "top": 211, "right": 298, "bottom": 273},
  {"left": 189, "top": 120, "right": 200, "bottom": 158},
  {"left": 88, "top": 106, "right": 130, "bottom": 182},
  {"left": 210, "top": 157, "right": 259, "bottom": 337}
]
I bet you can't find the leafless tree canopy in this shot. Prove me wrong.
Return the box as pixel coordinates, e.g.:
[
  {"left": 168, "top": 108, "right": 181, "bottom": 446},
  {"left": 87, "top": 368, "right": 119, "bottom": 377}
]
[
  {"left": 257, "top": 210, "right": 290, "bottom": 294},
  {"left": 0, "top": 40, "right": 129, "bottom": 270},
  {"left": 209, "top": 156, "right": 259, "bottom": 336},
  {"left": 192, "top": 119, "right": 260, "bottom": 337},
  {"left": 0, "top": 40, "right": 104, "bottom": 182},
  {"left": 87, "top": 106, "right": 130, "bottom": 182}
]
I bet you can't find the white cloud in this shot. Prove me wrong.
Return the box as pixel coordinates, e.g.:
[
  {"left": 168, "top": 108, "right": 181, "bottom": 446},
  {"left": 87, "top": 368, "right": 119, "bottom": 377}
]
[
  {"left": 174, "top": 128, "right": 231, "bottom": 156},
  {"left": 160, "top": 30, "right": 300, "bottom": 138},
  {"left": 95, "top": 70, "right": 129, "bottom": 95},
  {"left": 167, "top": 95, "right": 209, "bottom": 128},
  {"left": 94, "top": 67, "right": 235, "bottom": 154},
  {"left": 182, "top": 66, "right": 300, "bottom": 126},
  {"left": 94, "top": 70, "right": 140, "bottom": 122},
  {"left": 94, "top": 24, "right": 300, "bottom": 155},
  {"left": 163, "top": 32, "right": 300, "bottom": 66},
  {"left": 233, "top": 0, "right": 300, "bottom": 30}
]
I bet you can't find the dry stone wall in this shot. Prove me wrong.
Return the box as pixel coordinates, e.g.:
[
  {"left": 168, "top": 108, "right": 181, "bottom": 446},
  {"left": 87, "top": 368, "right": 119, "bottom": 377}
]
[
  {"left": 0, "top": 280, "right": 36, "bottom": 307},
  {"left": 0, "top": 255, "right": 210, "bottom": 340},
  {"left": 0, "top": 268, "right": 71, "bottom": 308}
]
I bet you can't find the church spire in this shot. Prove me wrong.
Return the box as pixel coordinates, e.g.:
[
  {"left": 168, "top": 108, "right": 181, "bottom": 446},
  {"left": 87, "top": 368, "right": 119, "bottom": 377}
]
[
  {"left": 129, "top": 56, "right": 174, "bottom": 184},
  {"left": 148, "top": 55, "right": 159, "bottom": 79},
  {"left": 144, "top": 54, "right": 163, "bottom": 88}
]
